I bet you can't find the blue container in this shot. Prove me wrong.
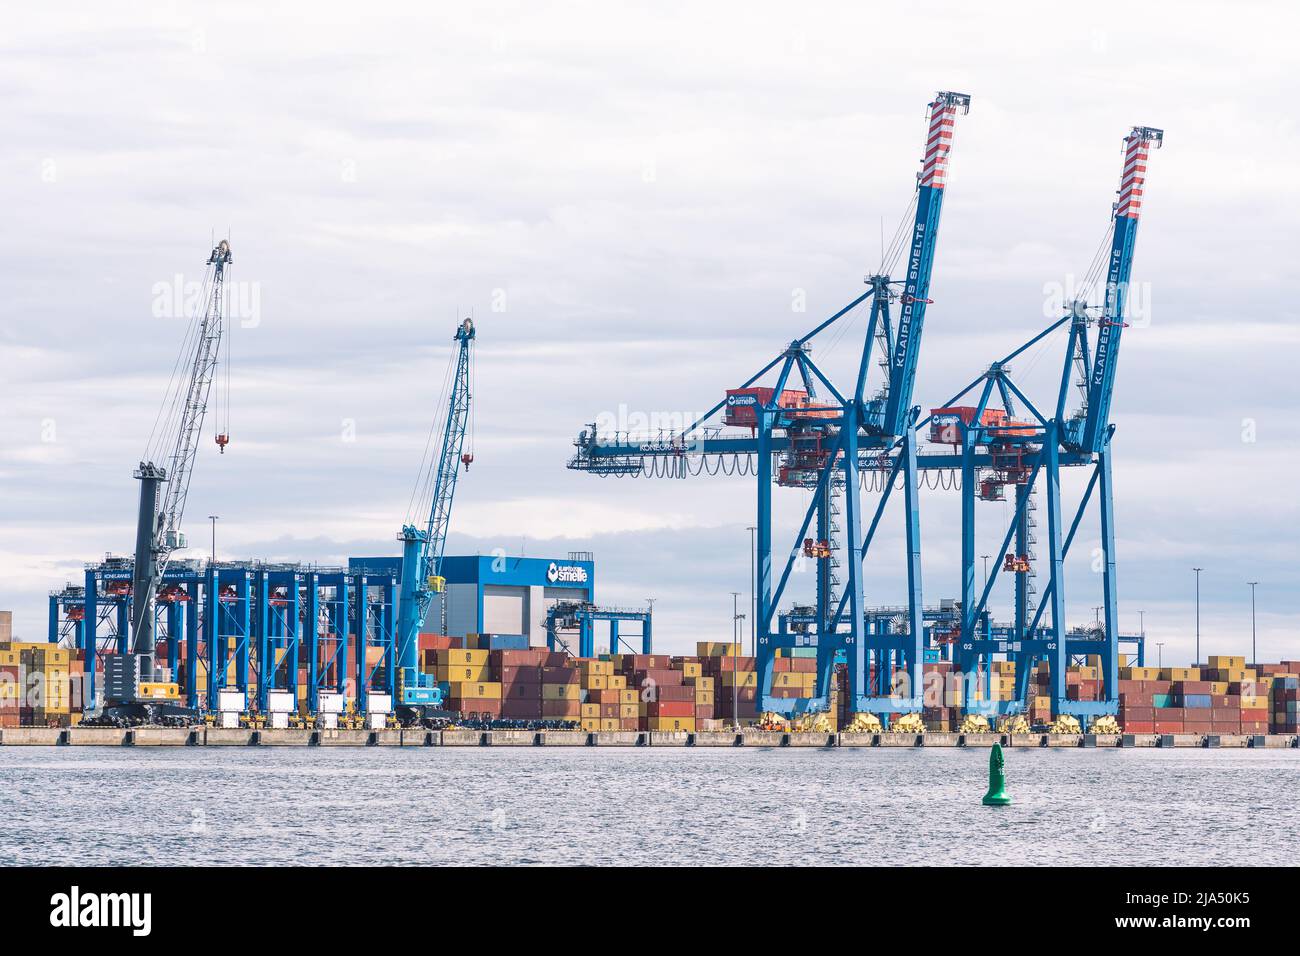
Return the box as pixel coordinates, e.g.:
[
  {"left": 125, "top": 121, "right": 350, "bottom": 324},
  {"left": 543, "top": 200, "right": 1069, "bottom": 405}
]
[
  {"left": 1152, "top": 693, "right": 1174, "bottom": 708},
  {"left": 1177, "top": 693, "right": 1212, "bottom": 709},
  {"left": 469, "top": 633, "right": 530, "bottom": 650}
]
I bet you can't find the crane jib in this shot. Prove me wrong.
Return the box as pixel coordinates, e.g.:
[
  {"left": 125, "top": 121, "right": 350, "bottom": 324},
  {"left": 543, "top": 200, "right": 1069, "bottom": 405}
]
[{"left": 892, "top": 222, "right": 927, "bottom": 368}]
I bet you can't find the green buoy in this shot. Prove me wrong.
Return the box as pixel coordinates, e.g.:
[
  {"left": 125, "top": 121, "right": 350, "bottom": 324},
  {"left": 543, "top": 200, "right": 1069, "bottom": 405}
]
[{"left": 982, "top": 742, "right": 1012, "bottom": 806}]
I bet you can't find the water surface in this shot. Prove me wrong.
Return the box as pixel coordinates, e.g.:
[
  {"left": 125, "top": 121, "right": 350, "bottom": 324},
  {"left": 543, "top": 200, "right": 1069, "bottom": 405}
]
[{"left": 1, "top": 747, "right": 1293, "bottom": 865}]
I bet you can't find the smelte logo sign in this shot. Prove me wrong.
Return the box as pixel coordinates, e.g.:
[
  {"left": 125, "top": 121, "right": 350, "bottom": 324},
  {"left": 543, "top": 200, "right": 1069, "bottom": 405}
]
[
  {"left": 546, "top": 562, "right": 589, "bottom": 584},
  {"left": 50, "top": 886, "right": 151, "bottom": 936}
]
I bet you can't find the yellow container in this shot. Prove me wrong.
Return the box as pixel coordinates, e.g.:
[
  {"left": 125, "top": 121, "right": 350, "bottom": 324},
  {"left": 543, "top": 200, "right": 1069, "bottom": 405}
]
[
  {"left": 581, "top": 674, "right": 608, "bottom": 690},
  {"left": 608, "top": 675, "right": 627, "bottom": 690},
  {"left": 696, "top": 642, "right": 736, "bottom": 657},
  {"left": 675, "top": 662, "right": 702, "bottom": 679},
  {"left": 691, "top": 676, "right": 716, "bottom": 692},
  {"left": 618, "top": 704, "right": 638, "bottom": 719},
  {"left": 1208, "top": 655, "right": 1245, "bottom": 669},
  {"left": 580, "top": 703, "right": 600, "bottom": 718},
  {"left": 1075, "top": 666, "right": 1099, "bottom": 680},
  {"left": 0, "top": 651, "right": 17, "bottom": 666},
  {"left": 436, "top": 648, "right": 490, "bottom": 667},
  {"left": 619, "top": 689, "right": 638, "bottom": 705},
  {"left": 718, "top": 670, "right": 756, "bottom": 688},
  {"left": 436, "top": 664, "right": 491, "bottom": 683},
  {"left": 448, "top": 681, "right": 501, "bottom": 700},
  {"left": 579, "top": 718, "right": 600, "bottom": 732},
  {"left": 695, "top": 690, "right": 714, "bottom": 706},
  {"left": 579, "top": 659, "right": 613, "bottom": 677},
  {"left": 647, "top": 717, "right": 695, "bottom": 732},
  {"left": 1119, "top": 666, "right": 1160, "bottom": 681},
  {"left": 600, "top": 718, "right": 620, "bottom": 731},
  {"left": 1160, "top": 667, "right": 1200, "bottom": 681},
  {"left": 1240, "top": 695, "right": 1265, "bottom": 709},
  {"left": 543, "top": 683, "right": 580, "bottom": 701}
]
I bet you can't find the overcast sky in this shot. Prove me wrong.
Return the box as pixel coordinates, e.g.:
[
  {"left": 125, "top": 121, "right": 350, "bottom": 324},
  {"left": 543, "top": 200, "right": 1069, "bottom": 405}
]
[{"left": 1, "top": 1, "right": 1296, "bottom": 664}]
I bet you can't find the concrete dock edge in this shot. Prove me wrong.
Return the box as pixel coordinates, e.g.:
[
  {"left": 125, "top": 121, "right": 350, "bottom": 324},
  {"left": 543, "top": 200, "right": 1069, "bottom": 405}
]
[{"left": 536, "top": 730, "right": 588, "bottom": 746}]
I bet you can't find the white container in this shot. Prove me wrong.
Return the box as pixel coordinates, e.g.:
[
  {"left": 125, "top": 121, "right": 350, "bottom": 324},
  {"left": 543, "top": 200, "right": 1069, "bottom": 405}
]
[
  {"left": 270, "top": 711, "right": 289, "bottom": 729},
  {"left": 217, "top": 690, "right": 246, "bottom": 713},
  {"left": 267, "top": 690, "right": 295, "bottom": 714},
  {"left": 219, "top": 711, "right": 240, "bottom": 729},
  {"left": 367, "top": 693, "right": 392, "bottom": 715},
  {"left": 318, "top": 713, "right": 338, "bottom": 730},
  {"left": 367, "top": 712, "right": 388, "bottom": 730},
  {"left": 317, "top": 692, "right": 346, "bottom": 715}
]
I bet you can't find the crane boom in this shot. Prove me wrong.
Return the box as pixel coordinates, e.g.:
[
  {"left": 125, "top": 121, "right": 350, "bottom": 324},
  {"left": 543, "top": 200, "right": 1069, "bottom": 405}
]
[
  {"left": 879, "top": 91, "right": 971, "bottom": 438},
  {"left": 1078, "top": 126, "right": 1162, "bottom": 453},
  {"left": 396, "top": 317, "right": 475, "bottom": 687},
  {"left": 128, "top": 240, "right": 231, "bottom": 680}
]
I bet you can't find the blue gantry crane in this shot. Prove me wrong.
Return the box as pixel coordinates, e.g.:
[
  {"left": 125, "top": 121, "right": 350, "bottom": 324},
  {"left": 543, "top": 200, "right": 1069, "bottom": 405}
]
[
  {"left": 545, "top": 601, "right": 653, "bottom": 658},
  {"left": 570, "top": 104, "right": 1161, "bottom": 723},
  {"left": 394, "top": 317, "right": 476, "bottom": 718},
  {"left": 933, "top": 125, "right": 1163, "bottom": 718},
  {"left": 570, "top": 92, "right": 972, "bottom": 717}
]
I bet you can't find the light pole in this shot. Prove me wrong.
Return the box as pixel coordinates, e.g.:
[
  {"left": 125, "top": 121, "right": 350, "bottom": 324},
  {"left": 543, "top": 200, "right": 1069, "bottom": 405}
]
[
  {"left": 1192, "top": 567, "right": 1203, "bottom": 665},
  {"left": 207, "top": 515, "right": 219, "bottom": 565},
  {"left": 1138, "top": 609, "right": 1145, "bottom": 666},
  {"left": 747, "top": 526, "right": 757, "bottom": 657},
  {"left": 1156, "top": 642, "right": 1165, "bottom": 669},
  {"left": 1248, "top": 582, "right": 1258, "bottom": 666},
  {"left": 730, "top": 591, "right": 743, "bottom": 731}
]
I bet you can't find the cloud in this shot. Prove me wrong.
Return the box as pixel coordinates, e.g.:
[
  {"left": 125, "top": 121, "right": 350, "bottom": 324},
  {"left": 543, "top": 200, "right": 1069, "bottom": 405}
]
[{"left": 1, "top": 1, "right": 1296, "bottom": 664}]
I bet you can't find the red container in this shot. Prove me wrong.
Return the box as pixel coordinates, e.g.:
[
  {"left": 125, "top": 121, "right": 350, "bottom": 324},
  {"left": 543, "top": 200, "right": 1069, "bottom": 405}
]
[
  {"left": 724, "top": 387, "right": 808, "bottom": 428},
  {"left": 1119, "top": 706, "right": 1154, "bottom": 721},
  {"left": 499, "top": 665, "right": 543, "bottom": 684},
  {"left": 501, "top": 680, "right": 541, "bottom": 700},
  {"left": 541, "top": 667, "right": 579, "bottom": 684},
  {"left": 715, "top": 701, "right": 758, "bottom": 718},
  {"left": 542, "top": 699, "right": 581, "bottom": 718},
  {"left": 1153, "top": 720, "right": 1183, "bottom": 733},
  {"left": 492, "top": 649, "right": 551, "bottom": 667},
  {"left": 632, "top": 668, "right": 684, "bottom": 687},
  {"left": 449, "top": 697, "right": 501, "bottom": 716},
  {"left": 647, "top": 701, "right": 694, "bottom": 718},
  {"left": 501, "top": 699, "right": 543, "bottom": 719},
  {"left": 1184, "top": 721, "right": 1213, "bottom": 734}
]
